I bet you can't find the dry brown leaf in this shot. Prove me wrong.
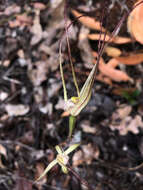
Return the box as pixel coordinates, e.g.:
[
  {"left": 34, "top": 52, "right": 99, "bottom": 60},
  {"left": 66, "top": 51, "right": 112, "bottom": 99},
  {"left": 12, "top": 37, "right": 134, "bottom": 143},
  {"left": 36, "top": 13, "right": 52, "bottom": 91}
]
[
  {"left": 107, "top": 58, "right": 119, "bottom": 68},
  {"left": 81, "top": 124, "right": 96, "bottom": 134},
  {"left": 50, "top": 0, "right": 63, "bottom": 9},
  {"left": 110, "top": 103, "right": 143, "bottom": 136},
  {"left": 5, "top": 104, "right": 29, "bottom": 116},
  {"left": 17, "top": 49, "right": 25, "bottom": 58},
  {"left": 88, "top": 33, "right": 111, "bottom": 41},
  {"left": 82, "top": 144, "right": 99, "bottom": 164},
  {"left": 72, "top": 9, "right": 105, "bottom": 32},
  {"left": 88, "top": 33, "right": 132, "bottom": 44},
  {"left": 112, "top": 104, "right": 132, "bottom": 121},
  {"left": 16, "top": 14, "right": 32, "bottom": 25},
  {"left": 32, "top": 2, "right": 46, "bottom": 10},
  {"left": 96, "top": 74, "right": 113, "bottom": 85},
  {"left": 80, "top": 120, "right": 97, "bottom": 134},
  {"left": 0, "top": 144, "right": 7, "bottom": 157},
  {"left": 72, "top": 150, "right": 83, "bottom": 167},
  {"left": 0, "top": 144, "right": 7, "bottom": 168},
  {"left": 110, "top": 115, "right": 143, "bottom": 135},
  {"left": 30, "top": 10, "right": 43, "bottom": 45},
  {"left": 93, "top": 52, "right": 132, "bottom": 82},
  {"left": 128, "top": 0, "right": 143, "bottom": 44},
  {"left": 118, "top": 105, "right": 132, "bottom": 119},
  {"left": 116, "top": 53, "right": 143, "bottom": 65},
  {"left": 0, "top": 4, "right": 21, "bottom": 16},
  {"left": 9, "top": 20, "right": 21, "bottom": 28},
  {"left": 113, "top": 36, "right": 132, "bottom": 44},
  {"left": 78, "top": 27, "right": 94, "bottom": 67},
  {"left": 72, "top": 144, "right": 99, "bottom": 166},
  {"left": 1, "top": 60, "right": 10, "bottom": 67},
  {"left": 0, "top": 91, "right": 8, "bottom": 101},
  {"left": 99, "top": 62, "right": 132, "bottom": 82},
  {"left": 105, "top": 46, "right": 121, "bottom": 57},
  {"left": 9, "top": 14, "right": 32, "bottom": 28},
  {"left": 28, "top": 61, "right": 48, "bottom": 86}
]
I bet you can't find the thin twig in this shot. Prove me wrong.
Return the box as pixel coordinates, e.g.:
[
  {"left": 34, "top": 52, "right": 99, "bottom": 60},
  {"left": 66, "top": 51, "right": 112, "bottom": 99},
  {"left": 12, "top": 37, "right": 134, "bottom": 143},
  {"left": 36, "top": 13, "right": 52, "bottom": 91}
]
[{"left": 67, "top": 164, "right": 94, "bottom": 190}]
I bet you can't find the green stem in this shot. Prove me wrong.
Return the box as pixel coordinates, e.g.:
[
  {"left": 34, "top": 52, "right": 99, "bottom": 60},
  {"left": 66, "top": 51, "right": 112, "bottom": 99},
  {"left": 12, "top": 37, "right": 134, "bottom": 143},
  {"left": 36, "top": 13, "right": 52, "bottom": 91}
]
[{"left": 69, "top": 115, "right": 76, "bottom": 138}]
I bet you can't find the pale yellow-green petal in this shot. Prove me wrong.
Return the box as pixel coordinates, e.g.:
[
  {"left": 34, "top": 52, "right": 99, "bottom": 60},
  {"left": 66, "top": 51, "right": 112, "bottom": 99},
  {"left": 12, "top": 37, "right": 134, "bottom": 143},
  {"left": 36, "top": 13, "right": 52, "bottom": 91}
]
[
  {"left": 55, "top": 145, "right": 63, "bottom": 154},
  {"left": 69, "top": 63, "right": 97, "bottom": 116},
  {"left": 61, "top": 165, "right": 68, "bottom": 174},
  {"left": 36, "top": 159, "right": 58, "bottom": 181},
  {"left": 80, "top": 63, "right": 97, "bottom": 97},
  {"left": 64, "top": 144, "right": 80, "bottom": 155}
]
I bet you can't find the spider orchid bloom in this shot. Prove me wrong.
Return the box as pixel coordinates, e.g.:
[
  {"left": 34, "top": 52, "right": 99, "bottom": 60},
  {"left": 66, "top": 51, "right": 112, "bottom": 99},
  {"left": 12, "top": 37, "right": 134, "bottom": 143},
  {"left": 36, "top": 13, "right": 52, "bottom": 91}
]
[
  {"left": 60, "top": 47, "right": 98, "bottom": 117},
  {"left": 36, "top": 144, "right": 79, "bottom": 181},
  {"left": 59, "top": 38, "right": 98, "bottom": 137},
  {"left": 66, "top": 62, "right": 98, "bottom": 117}
]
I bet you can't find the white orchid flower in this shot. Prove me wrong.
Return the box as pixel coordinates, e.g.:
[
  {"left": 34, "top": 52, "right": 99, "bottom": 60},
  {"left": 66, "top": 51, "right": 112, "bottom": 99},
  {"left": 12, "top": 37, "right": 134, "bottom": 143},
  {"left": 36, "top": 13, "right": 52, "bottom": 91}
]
[{"left": 36, "top": 144, "right": 79, "bottom": 181}]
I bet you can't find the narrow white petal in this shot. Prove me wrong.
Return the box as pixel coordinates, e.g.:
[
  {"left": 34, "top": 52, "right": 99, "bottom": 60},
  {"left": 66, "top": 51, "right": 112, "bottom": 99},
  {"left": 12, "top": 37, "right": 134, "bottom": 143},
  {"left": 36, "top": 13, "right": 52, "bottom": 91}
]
[
  {"left": 36, "top": 159, "right": 57, "bottom": 181},
  {"left": 55, "top": 145, "right": 63, "bottom": 154},
  {"left": 65, "top": 144, "right": 80, "bottom": 155}
]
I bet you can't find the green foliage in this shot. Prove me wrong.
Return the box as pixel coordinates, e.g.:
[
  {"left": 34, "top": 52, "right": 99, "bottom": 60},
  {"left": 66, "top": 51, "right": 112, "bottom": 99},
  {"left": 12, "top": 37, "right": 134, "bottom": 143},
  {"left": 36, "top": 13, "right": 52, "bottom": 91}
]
[{"left": 122, "top": 89, "right": 140, "bottom": 105}]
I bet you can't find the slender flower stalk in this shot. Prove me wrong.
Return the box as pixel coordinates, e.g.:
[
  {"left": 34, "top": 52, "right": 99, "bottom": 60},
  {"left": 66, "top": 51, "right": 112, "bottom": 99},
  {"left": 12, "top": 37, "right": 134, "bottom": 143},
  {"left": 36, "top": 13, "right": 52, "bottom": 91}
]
[{"left": 59, "top": 3, "right": 107, "bottom": 137}]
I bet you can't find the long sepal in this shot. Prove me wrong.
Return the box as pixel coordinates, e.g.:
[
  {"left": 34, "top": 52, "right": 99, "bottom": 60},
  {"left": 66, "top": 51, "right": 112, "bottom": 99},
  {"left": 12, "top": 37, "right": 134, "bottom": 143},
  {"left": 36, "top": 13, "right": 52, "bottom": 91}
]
[
  {"left": 69, "top": 63, "right": 97, "bottom": 116},
  {"left": 65, "top": 143, "right": 80, "bottom": 155},
  {"left": 55, "top": 145, "right": 63, "bottom": 154},
  {"left": 36, "top": 159, "right": 58, "bottom": 181}
]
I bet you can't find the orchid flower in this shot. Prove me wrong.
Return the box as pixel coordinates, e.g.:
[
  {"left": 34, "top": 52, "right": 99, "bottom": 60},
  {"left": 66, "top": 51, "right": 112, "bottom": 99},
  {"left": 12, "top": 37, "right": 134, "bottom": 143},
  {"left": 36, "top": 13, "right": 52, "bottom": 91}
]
[
  {"left": 59, "top": 31, "right": 98, "bottom": 137},
  {"left": 60, "top": 45, "right": 98, "bottom": 117},
  {"left": 36, "top": 144, "right": 79, "bottom": 181}
]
